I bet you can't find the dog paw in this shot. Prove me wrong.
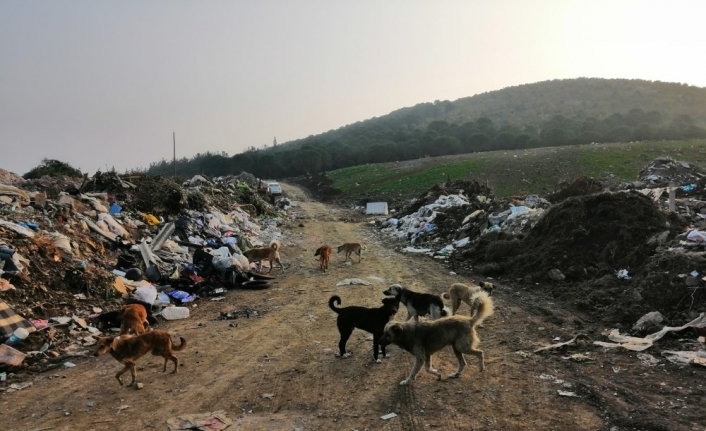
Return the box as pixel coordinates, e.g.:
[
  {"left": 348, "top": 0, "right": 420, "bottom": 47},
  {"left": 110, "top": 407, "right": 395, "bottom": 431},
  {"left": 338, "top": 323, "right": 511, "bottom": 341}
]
[
  {"left": 429, "top": 368, "right": 439, "bottom": 374},
  {"left": 399, "top": 379, "right": 410, "bottom": 386},
  {"left": 448, "top": 373, "right": 460, "bottom": 379},
  {"left": 375, "top": 359, "right": 382, "bottom": 364},
  {"left": 382, "top": 354, "right": 390, "bottom": 359}
]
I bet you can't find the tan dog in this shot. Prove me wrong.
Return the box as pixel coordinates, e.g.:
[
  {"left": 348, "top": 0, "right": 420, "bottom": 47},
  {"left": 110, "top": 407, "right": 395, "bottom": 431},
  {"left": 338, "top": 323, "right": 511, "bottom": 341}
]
[
  {"left": 442, "top": 281, "right": 495, "bottom": 316},
  {"left": 314, "top": 245, "right": 332, "bottom": 272},
  {"left": 243, "top": 239, "right": 284, "bottom": 273},
  {"left": 337, "top": 242, "right": 366, "bottom": 263},
  {"left": 94, "top": 330, "right": 186, "bottom": 386},
  {"left": 380, "top": 291, "right": 494, "bottom": 385},
  {"left": 120, "top": 304, "right": 148, "bottom": 335}
]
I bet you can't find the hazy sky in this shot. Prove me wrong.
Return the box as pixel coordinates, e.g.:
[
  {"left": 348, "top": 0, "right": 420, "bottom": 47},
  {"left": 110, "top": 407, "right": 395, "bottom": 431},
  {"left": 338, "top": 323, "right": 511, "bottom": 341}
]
[{"left": 2, "top": 1, "right": 706, "bottom": 175}]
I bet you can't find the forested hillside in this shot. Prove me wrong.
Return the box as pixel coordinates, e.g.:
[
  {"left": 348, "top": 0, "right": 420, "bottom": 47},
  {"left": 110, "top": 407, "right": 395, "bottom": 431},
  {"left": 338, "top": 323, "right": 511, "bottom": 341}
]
[{"left": 146, "top": 78, "right": 706, "bottom": 179}]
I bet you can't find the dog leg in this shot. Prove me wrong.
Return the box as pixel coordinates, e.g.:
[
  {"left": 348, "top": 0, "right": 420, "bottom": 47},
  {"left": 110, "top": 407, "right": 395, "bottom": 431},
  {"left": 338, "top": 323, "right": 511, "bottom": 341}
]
[
  {"left": 170, "top": 355, "right": 179, "bottom": 373},
  {"left": 448, "top": 346, "right": 467, "bottom": 379},
  {"left": 115, "top": 365, "right": 130, "bottom": 386},
  {"left": 336, "top": 328, "right": 353, "bottom": 358},
  {"left": 128, "top": 363, "right": 137, "bottom": 386},
  {"left": 358, "top": 250, "right": 361, "bottom": 263},
  {"left": 424, "top": 355, "right": 441, "bottom": 380},
  {"left": 373, "top": 335, "right": 382, "bottom": 363},
  {"left": 400, "top": 357, "right": 424, "bottom": 386}
]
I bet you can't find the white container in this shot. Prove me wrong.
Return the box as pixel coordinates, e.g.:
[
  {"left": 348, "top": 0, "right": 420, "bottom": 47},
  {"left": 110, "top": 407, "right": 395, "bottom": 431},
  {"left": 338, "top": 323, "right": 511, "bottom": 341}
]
[
  {"left": 160, "top": 306, "right": 190, "bottom": 320},
  {"left": 5, "top": 327, "right": 30, "bottom": 345}
]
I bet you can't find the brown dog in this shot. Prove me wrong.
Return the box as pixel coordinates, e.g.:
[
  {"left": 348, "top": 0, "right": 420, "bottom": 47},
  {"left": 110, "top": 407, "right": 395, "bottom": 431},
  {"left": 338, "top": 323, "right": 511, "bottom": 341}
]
[
  {"left": 380, "top": 291, "right": 494, "bottom": 386},
  {"left": 120, "top": 304, "right": 148, "bottom": 335},
  {"left": 337, "top": 242, "right": 366, "bottom": 263},
  {"left": 243, "top": 239, "right": 284, "bottom": 273},
  {"left": 442, "top": 281, "right": 495, "bottom": 316},
  {"left": 94, "top": 330, "right": 187, "bottom": 386},
  {"left": 314, "top": 245, "right": 332, "bottom": 272}
]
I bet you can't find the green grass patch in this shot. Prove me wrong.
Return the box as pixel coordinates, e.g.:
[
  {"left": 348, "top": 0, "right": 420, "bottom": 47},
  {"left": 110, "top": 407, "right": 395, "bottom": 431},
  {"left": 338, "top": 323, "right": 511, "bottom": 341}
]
[{"left": 325, "top": 139, "right": 706, "bottom": 200}]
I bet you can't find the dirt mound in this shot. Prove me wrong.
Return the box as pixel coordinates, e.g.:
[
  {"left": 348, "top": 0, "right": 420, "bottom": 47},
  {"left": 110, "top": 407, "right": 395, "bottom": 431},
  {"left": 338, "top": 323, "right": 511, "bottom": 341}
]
[{"left": 546, "top": 177, "right": 605, "bottom": 203}]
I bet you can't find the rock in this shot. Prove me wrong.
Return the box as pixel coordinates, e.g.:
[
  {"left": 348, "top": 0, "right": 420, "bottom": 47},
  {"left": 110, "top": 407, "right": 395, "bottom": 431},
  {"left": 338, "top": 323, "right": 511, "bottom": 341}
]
[
  {"left": 686, "top": 276, "right": 699, "bottom": 287},
  {"left": 136, "top": 383, "right": 144, "bottom": 389},
  {"left": 633, "top": 311, "right": 664, "bottom": 332},
  {"left": 548, "top": 269, "right": 565, "bottom": 281}
]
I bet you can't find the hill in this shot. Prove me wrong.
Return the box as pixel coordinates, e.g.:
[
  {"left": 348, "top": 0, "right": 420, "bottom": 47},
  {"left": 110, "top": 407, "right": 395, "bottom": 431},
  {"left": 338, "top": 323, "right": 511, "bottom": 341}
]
[
  {"left": 145, "top": 78, "right": 706, "bottom": 179},
  {"left": 311, "top": 139, "right": 706, "bottom": 203}
]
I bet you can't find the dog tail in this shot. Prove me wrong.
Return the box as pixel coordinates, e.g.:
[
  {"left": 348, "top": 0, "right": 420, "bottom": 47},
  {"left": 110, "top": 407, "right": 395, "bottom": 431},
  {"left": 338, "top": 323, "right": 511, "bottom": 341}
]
[
  {"left": 269, "top": 240, "right": 280, "bottom": 251},
  {"left": 469, "top": 291, "right": 494, "bottom": 327},
  {"left": 328, "top": 295, "right": 342, "bottom": 313},
  {"left": 362, "top": 243, "right": 367, "bottom": 250},
  {"left": 442, "top": 292, "right": 450, "bottom": 299},
  {"left": 172, "top": 337, "right": 187, "bottom": 351}
]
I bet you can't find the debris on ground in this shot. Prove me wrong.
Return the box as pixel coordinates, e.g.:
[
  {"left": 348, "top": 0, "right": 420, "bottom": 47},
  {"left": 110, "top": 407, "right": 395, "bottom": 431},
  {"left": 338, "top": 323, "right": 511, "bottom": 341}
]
[
  {"left": 166, "top": 410, "right": 233, "bottom": 431},
  {"left": 336, "top": 278, "right": 371, "bottom": 286},
  {"left": 0, "top": 169, "right": 294, "bottom": 373}
]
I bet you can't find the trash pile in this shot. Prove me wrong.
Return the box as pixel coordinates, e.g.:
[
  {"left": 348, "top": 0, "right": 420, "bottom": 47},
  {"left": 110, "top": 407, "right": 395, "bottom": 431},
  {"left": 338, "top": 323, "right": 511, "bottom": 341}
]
[
  {"left": 0, "top": 170, "right": 291, "bottom": 372},
  {"left": 374, "top": 158, "right": 706, "bottom": 324},
  {"left": 379, "top": 179, "right": 548, "bottom": 258}
]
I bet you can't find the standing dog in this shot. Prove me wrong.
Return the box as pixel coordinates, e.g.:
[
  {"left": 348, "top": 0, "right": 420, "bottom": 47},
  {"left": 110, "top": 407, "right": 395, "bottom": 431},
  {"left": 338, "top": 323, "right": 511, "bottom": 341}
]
[
  {"left": 442, "top": 281, "right": 496, "bottom": 316},
  {"left": 243, "top": 239, "right": 284, "bottom": 273},
  {"left": 380, "top": 291, "right": 494, "bottom": 385},
  {"left": 383, "top": 284, "right": 447, "bottom": 322},
  {"left": 314, "top": 245, "right": 332, "bottom": 272},
  {"left": 94, "top": 330, "right": 187, "bottom": 386},
  {"left": 337, "top": 242, "right": 366, "bottom": 263},
  {"left": 120, "top": 304, "right": 148, "bottom": 335},
  {"left": 328, "top": 294, "right": 400, "bottom": 363}
]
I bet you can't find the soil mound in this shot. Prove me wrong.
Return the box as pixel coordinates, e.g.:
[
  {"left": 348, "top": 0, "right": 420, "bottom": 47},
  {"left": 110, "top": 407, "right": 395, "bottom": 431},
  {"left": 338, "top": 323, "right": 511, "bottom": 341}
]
[{"left": 546, "top": 177, "right": 605, "bottom": 203}]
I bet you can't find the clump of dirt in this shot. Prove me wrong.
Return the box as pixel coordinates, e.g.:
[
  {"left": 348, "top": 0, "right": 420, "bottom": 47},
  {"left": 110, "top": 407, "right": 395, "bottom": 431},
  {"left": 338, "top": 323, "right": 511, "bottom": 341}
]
[
  {"left": 512, "top": 192, "right": 675, "bottom": 279},
  {"left": 546, "top": 176, "right": 605, "bottom": 203},
  {"left": 456, "top": 191, "right": 695, "bottom": 323}
]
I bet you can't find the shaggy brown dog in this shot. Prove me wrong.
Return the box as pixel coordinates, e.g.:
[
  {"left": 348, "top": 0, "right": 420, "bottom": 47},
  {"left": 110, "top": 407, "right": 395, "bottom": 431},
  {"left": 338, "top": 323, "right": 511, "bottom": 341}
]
[
  {"left": 380, "top": 291, "right": 494, "bottom": 386},
  {"left": 94, "top": 330, "right": 187, "bottom": 386},
  {"left": 314, "top": 245, "right": 332, "bottom": 272},
  {"left": 243, "top": 239, "right": 284, "bottom": 273},
  {"left": 442, "top": 281, "right": 496, "bottom": 316},
  {"left": 120, "top": 304, "right": 148, "bottom": 335},
  {"left": 337, "top": 242, "right": 366, "bottom": 263}
]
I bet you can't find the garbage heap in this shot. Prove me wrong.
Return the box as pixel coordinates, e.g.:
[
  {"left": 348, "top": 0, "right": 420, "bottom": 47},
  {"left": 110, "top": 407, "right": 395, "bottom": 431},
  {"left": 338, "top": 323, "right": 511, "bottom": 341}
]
[
  {"left": 0, "top": 170, "right": 290, "bottom": 373},
  {"left": 379, "top": 179, "right": 548, "bottom": 257},
  {"left": 376, "top": 159, "right": 706, "bottom": 324}
]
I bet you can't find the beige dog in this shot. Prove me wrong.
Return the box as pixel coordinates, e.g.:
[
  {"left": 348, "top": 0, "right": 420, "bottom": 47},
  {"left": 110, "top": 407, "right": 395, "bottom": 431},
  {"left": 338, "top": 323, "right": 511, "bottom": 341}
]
[
  {"left": 243, "top": 239, "right": 284, "bottom": 273},
  {"left": 380, "top": 291, "right": 494, "bottom": 385},
  {"left": 337, "top": 242, "right": 366, "bottom": 263},
  {"left": 442, "top": 281, "right": 495, "bottom": 316}
]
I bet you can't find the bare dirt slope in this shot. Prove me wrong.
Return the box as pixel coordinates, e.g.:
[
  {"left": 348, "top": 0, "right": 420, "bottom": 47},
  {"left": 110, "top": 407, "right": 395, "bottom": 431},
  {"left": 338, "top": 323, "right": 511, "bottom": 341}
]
[{"left": 1, "top": 184, "right": 702, "bottom": 431}]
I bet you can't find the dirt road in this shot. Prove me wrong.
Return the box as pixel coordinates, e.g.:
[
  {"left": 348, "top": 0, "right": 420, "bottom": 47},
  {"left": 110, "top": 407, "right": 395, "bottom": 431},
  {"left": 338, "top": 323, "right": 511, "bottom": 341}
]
[{"left": 2, "top": 184, "right": 702, "bottom": 430}]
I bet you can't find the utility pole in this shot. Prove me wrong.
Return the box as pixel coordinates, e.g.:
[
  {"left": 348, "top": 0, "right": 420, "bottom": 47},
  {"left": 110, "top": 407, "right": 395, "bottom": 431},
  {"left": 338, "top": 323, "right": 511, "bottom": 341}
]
[{"left": 173, "top": 131, "right": 176, "bottom": 179}]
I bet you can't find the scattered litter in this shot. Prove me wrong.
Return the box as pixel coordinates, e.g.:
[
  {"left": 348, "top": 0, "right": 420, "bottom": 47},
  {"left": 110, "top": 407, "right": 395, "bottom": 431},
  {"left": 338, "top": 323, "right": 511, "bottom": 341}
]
[
  {"left": 636, "top": 353, "right": 660, "bottom": 366},
  {"left": 616, "top": 269, "right": 631, "bottom": 280},
  {"left": 661, "top": 350, "right": 706, "bottom": 366},
  {"left": 557, "top": 390, "right": 578, "bottom": 397},
  {"left": 336, "top": 278, "right": 371, "bottom": 286},
  {"left": 595, "top": 313, "right": 706, "bottom": 351},
  {"left": 380, "top": 413, "right": 398, "bottom": 420},
  {"left": 217, "top": 309, "right": 259, "bottom": 320},
  {"left": 0, "top": 344, "right": 27, "bottom": 366},
  {"left": 64, "top": 361, "right": 76, "bottom": 368},
  {"left": 261, "top": 393, "right": 274, "bottom": 399},
  {"left": 534, "top": 334, "right": 591, "bottom": 353},
  {"left": 166, "top": 411, "right": 233, "bottom": 431}
]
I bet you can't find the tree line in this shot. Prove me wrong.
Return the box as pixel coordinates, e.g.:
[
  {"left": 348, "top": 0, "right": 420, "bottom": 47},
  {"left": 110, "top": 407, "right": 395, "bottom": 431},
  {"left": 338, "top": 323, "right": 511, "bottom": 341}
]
[{"left": 145, "top": 108, "right": 706, "bottom": 179}]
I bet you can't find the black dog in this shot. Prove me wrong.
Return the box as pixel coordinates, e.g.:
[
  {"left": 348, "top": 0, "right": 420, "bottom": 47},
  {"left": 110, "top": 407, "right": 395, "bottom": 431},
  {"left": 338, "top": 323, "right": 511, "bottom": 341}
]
[
  {"left": 383, "top": 284, "right": 447, "bottom": 322},
  {"left": 96, "top": 301, "right": 158, "bottom": 330},
  {"left": 328, "top": 294, "right": 400, "bottom": 363}
]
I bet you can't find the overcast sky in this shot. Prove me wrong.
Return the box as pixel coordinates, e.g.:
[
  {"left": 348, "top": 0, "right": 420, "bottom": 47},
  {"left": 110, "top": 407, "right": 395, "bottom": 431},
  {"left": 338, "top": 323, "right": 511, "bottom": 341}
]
[{"left": 2, "top": 0, "right": 705, "bottom": 175}]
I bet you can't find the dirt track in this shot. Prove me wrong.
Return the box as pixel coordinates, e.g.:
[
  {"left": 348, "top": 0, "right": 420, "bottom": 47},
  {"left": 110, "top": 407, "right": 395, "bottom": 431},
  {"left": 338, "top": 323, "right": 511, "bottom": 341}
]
[{"left": 2, "top": 184, "right": 703, "bottom": 431}]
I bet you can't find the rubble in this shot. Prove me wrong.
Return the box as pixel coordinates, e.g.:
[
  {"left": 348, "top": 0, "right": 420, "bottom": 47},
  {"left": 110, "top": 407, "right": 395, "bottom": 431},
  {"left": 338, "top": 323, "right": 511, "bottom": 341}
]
[{"left": 0, "top": 169, "right": 293, "bottom": 373}]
